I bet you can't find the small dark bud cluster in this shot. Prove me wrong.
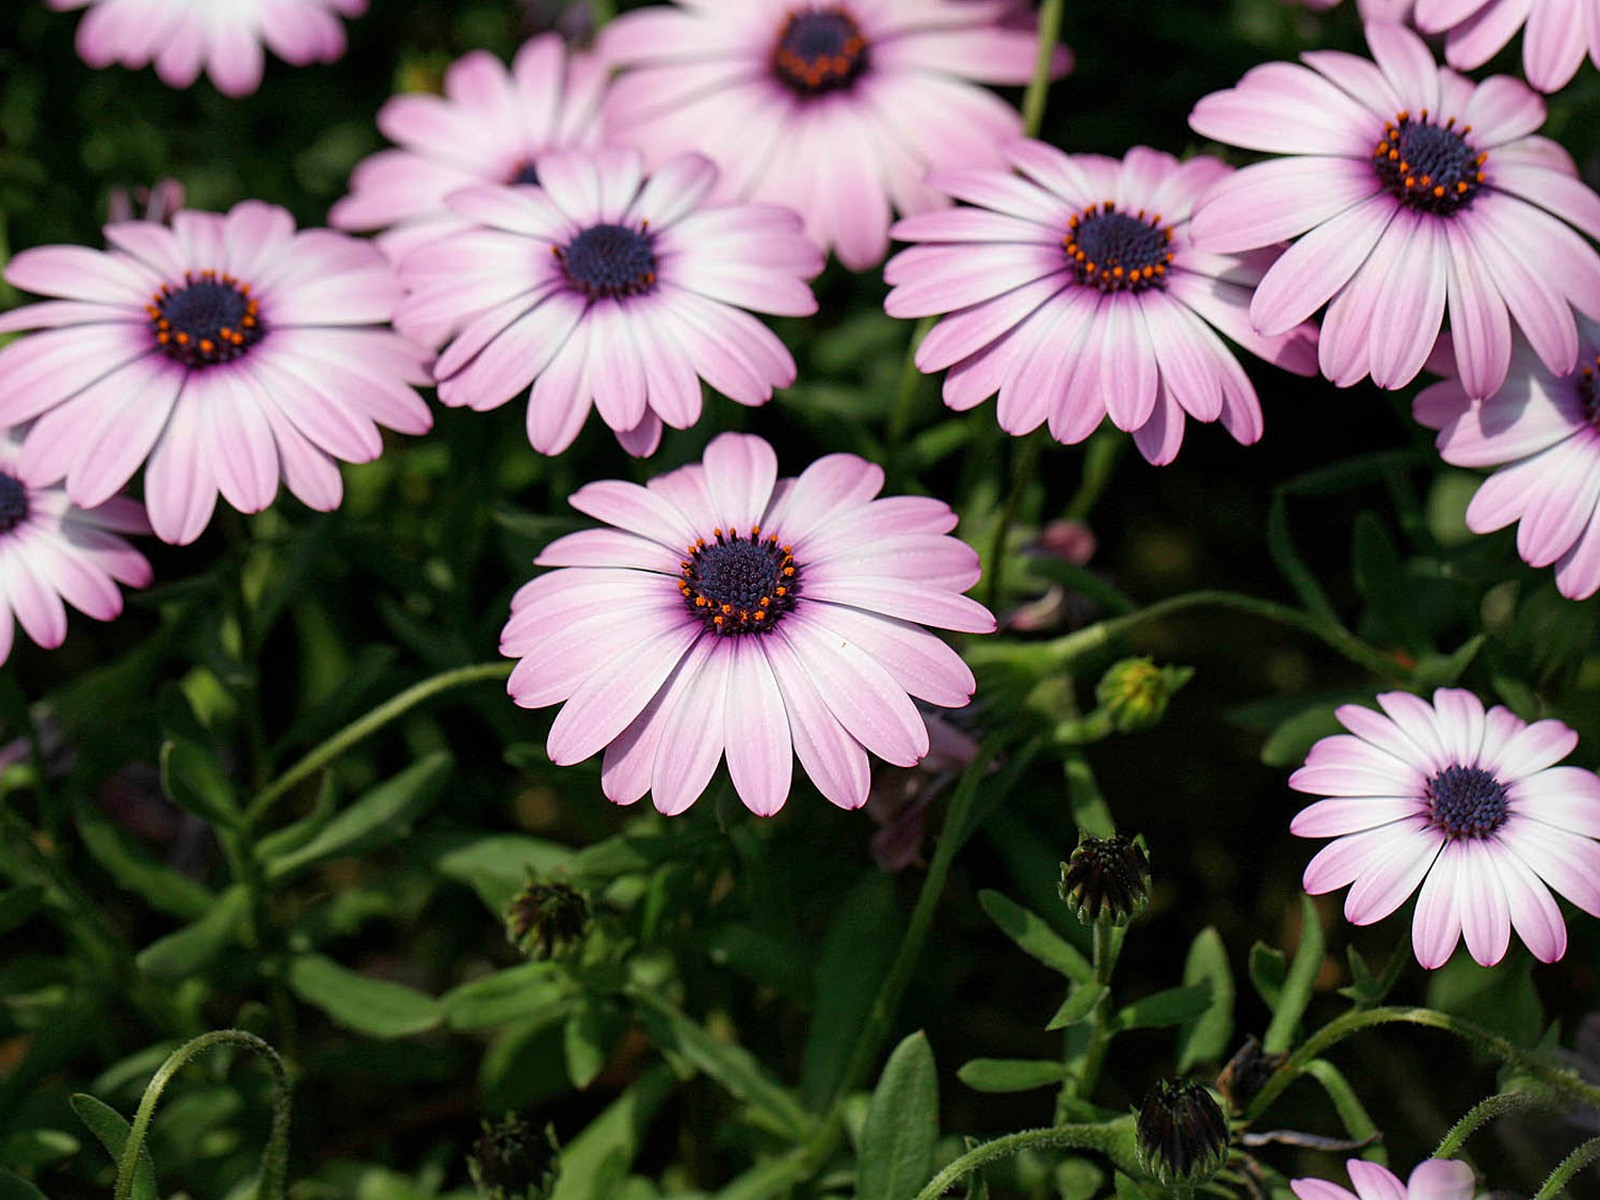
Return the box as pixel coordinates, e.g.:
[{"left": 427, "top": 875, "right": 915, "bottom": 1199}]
[
  {"left": 1135, "top": 1077, "right": 1230, "bottom": 1187},
  {"left": 468, "top": 1113, "right": 559, "bottom": 1200},
  {"left": 1214, "top": 1035, "right": 1286, "bottom": 1113},
  {"left": 1058, "top": 834, "right": 1150, "bottom": 926},
  {"left": 505, "top": 878, "right": 591, "bottom": 960}
]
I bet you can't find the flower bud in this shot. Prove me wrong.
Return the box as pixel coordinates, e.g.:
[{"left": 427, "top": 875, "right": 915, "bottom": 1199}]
[
  {"left": 505, "top": 878, "right": 590, "bottom": 960},
  {"left": 468, "top": 1114, "right": 558, "bottom": 1200},
  {"left": 1058, "top": 834, "right": 1150, "bottom": 927},
  {"left": 1094, "top": 657, "right": 1192, "bottom": 733},
  {"left": 1214, "top": 1035, "right": 1285, "bottom": 1113},
  {"left": 1135, "top": 1078, "right": 1230, "bottom": 1187}
]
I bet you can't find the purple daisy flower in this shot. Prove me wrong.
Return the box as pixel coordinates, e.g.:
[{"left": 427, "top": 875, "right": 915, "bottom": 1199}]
[
  {"left": 500, "top": 433, "right": 994, "bottom": 816},
  {"left": 0, "top": 429, "right": 152, "bottom": 666},
  {"left": 402, "top": 148, "right": 823, "bottom": 459},
  {"left": 0, "top": 201, "right": 432, "bottom": 545},
  {"left": 1189, "top": 21, "right": 1600, "bottom": 400},
  {"left": 330, "top": 36, "right": 607, "bottom": 280},
  {"left": 1297, "top": 0, "right": 1418, "bottom": 17},
  {"left": 597, "top": 0, "right": 1063, "bottom": 271},
  {"left": 1415, "top": 0, "right": 1600, "bottom": 94},
  {"left": 884, "top": 142, "right": 1318, "bottom": 464},
  {"left": 1415, "top": 321, "right": 1600, "bottom": 600},
  {"left": 47, "top": 0, "right": 366, "bottom": 97},
  {"left": 1290, "top": 687, "right": 1600, "bottom": 968},
  {"left": 1294, "top": 1159, "right": 1475, "bottom": 1200}
]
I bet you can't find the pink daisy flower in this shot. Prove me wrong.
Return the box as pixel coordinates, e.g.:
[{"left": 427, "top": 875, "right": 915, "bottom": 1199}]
[
  {"left": 329, "top": 36, "right": 607, "bottom": 273},
  {"left": 47, "top": 0, "right": 366, "bottom": 98},
  {"left": 500, "top": 432, "right": 994, "bottom": 816},
  {"left": 1415, "top": 0, "right": 1600, "bottom": 94},
  {"left": 598, "top": 0, "right": 1063, "bottom": 271},
  {"left": 1297, "top": 0, "right": 1417, "bottom": 17},
  {"left": 1290, "top": 687, "right": 1600, "bottom": 968},
  {"left": 1415, "top": 320, "right": 1600, "bottom": 600},
  {"left": 0, "top": 429, "right": 152, "bottom": 666},
  {"left": 1189, "top": 21, "right": 1600, "bottom": 400},
  {"left": 0, "top": 200, "right": 432, "bottom": 545},
  {"left": 883, "top": 142, "right": 1319, "bottom": 464},
  {"left": 1294, "top": 1159, "right": 1475, "bottom": 1200},
  {"left": 402, "top": 148, "right": 823, "bottom": 459}
]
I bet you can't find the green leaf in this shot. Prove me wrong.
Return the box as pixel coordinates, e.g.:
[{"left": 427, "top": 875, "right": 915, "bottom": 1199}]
[
  {"left": 1259, "top": 703, "right": 1347, "bottom": 769},
  {"left": 0, "top": 1173, "right": 49, "bottom": 1200},
  {"left": 1304, "top": 1060, "right": 1386, "bottom": 1165},
  {"left": 550, "top": 1066, "right": 675, "bottom": 1200},
  {"left": 1111, "top": 985, "right": 1212, "bottom": 1032},
  {"left": 0, "top": 1129, "right": 80, "bottom": 1172},
  {"left": 564, "top": 1001, "right": 613, "bottom": 1091},
  {"left": 0, "top": 886, "right": 45, "bottom": 938},
  {"left": 285, "top": 953, "right": 442, "bottom": 1038},
  {"left": 74, "top": 804, "right": 213, "bottom": 921},
  {"left": 1045, "top": 984, "right": 1107, "bottom": 1032},
  {"left": 978, "top": 891, "right": 1092, "bottom": 984},
  {"left": 1176, "top": 928, "right": 1235, "bottom": 1071},
  {"left": 1351, "top": 512, "right": 1426, "bottom": 654},
  {"left": 252, "top": 774, "right": 337, "bottom": 862},
  {"left": 1267, "top": 492, "right": 1338, "bottom": 624},
  {"left": 264, "top": 753, "right": 451, "bottom": 880},
  {"left": 69, "top": 1094, "right": 157, "bottom": 1200},
  {"left": 159, "top": 738, "right": 242, "bottom": 828},
  {"left": 856, "top": 1032, "right": 939, "bottom": 1200},
  {"left": 956, "top": 1058, "right": 1071, "bottom": 1094},
  {"left": 710, "top": 1153, "right": 812, "bottom": 1200},
  {"left": 1248, "top": 942, "right": 1287, "bottom": 1010},
  {"left": 441, "top": 962, "right": 571, "bottom": 1031},
  {"left": 1263, "top": 895, "right": 1324, "bottom": 1054},
  {"left": 1056, "top": 1159, "right": 1103, "bottom": 1200},
  {"left": 1411, "top": 635, "right": 1486, "bottom": 689},
  {"left": 427, "top": 833, "right": 574, "bottom": 913},
  {"left": 135, "top": 884, "right": 249, "bottom": 980},
  {"left": 1426, "top": 954, "right": 1542, "bottom": 1048}
]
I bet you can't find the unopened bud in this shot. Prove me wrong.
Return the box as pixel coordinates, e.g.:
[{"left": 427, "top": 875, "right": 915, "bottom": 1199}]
[
  {"left": 505, "top": 878, "right": 590, "bottom": 960},
  {"left": 468, "top": 1114, "right": 558, "bottom": 1200},
  {"left": 1094, "top": 657, "right": 1192, "bottom": 733},
  {"left": 1135, "top": 1078, "right": 1229, "bottom": 1187},
  {"left": 1058, "top": 834, "right": 1150, "bottom": 927}
]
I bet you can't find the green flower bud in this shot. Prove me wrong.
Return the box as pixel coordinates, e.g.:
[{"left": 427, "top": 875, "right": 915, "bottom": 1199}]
[
  {"left": 1058, "top": 834, "right": 1150, "bottom": 927},
  {"left": 505, "top": 878, "right": 590, "bottom": 960},
  {"left": 468, "top": 1114, "right": 558, "bottom": 1200},
  {"left": 1094, "top": 657, "right": 1193, "bottom": 733},
  {"left": 1135, "top": 1078, "right": 1230, "bottom": 1187}
]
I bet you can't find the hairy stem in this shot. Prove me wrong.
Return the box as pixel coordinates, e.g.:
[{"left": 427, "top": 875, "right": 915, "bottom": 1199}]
[
  {"left": 1534, "top": 1136, "right": 1600, "bottom": 1200},
  {"left": 1434, "top": 1091, "right": 1547, "bottom": 1158},
  {"left": 912, "top": 1121, "right": 1134, "bottom": 1200}
]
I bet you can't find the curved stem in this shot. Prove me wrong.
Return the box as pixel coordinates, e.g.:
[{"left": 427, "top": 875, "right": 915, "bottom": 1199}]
[
  {"left": 985, "top": 435, "right": 1044, "bottom": 613},
  {"left": 1246, "top": 1007, "right": 1600, "bottom": 1123},
  {"left": 912, "top": 1121, "right": 1133, "bottom": 1200},
  {"left": 1044, "top": 590, "right": 1408, "bottom": 681},
  {"left": 1020, "top": 0, "right": 1065, "bottom": 139},
  {"left": 1534, "top": 1136, "right": 1600, "bottom": 1200},
  {"left": 115, "top": 1030, "right": 291, "bottom": 1200},
  {"left": 244, "top": 661, "right": 512, "bottom": 825},
  {"left": 1433, "top": 1091, "right": 1546, "bottom": 1159}
]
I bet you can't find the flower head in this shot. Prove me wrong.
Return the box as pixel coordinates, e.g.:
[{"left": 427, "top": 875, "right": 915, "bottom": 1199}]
[
  {"left": 598, "top": 0, "right": 1064, "bottom": 270},
  {"left": 885, "top": 142, "right": 1317, "bottom": 464},
  {"left": 1190, "top": 21, "right": 1600, "bottom": 401},
  {"left": 403, "top": 149, "right": 822, "bottom": 458},
  {"left": 1290, "top": 687, "right": 1600, "bottom": 968},
  {"left": 1293, "top": 1158, "right": 1475, "bottom": 1200},
  {"left": 468, "top": 1114, "right": 559, "bottom": 1200},
  {"left": 505, "top": 878, "right": 591, "bottom": 960},
  {"left": 47, "top": 0, "right": 366, "bottom": 97},
  {"left": 500, "top": 433, "right": 994, "bottom": 816},
  {"left": 331, "top": 36, "right": 607, "bottom": 280},
  {"left": 0, "top": 429, "right": 151, "bottom": 666},
  {"left": 0, "top": 202, "right": 432, "bottom": 545},
  {"left": 1296, "top": 0, "right": 1417, "bottom": 17},
  {"left": 1058, "top": 834, "right": 1151, "bottom": 926},
  {"left": 1415, "top": 319, "right": 1600, "bottom": 600},
  {"left": 1413, "top": 0, "right": 1600, "bottom": 94},
  {"left": 1135, "top": 1078, "right": 1230, "bottom": 1187},
  {"left": 1095, "top": 657, "right": 1193, "bottom": 733}
]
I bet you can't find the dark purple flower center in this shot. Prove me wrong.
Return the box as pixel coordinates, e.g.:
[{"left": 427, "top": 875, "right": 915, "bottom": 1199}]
[
  {"left": 0, "top": 473, "right": 29, "bottom": 536},
  {"left": 1373, "top": 111, "right": 1485, "bottom": 216},
  {"left": 510, "top": 162, "right": 541, "bottom": 186},
  {"left": 147, "top": 271, "right": 264, "bottom": 367},
  {"left": 679, "top": 527, "right": 801, "bottom": 636},
  {"left": 556, "top": 223, "right": 658, "bottom": 300},
  {"left": 772, "top": 8, "right": 869, "bottom": 96},
  {"left": 1063, "top": 203, "right": 1174, "bottom": 294},
  {"left": 1578, "top": 355, "right": 1600, "bottom": 427},
  {"left": 1426, "top": 764, "right": 1509, "bottom": 839}
]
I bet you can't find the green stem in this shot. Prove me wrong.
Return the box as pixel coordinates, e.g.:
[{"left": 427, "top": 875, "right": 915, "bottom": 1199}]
[
  {"left": 1534, "top": 1136, "right": 1600, "bottom": 1200},
  {"left": 985, "top": 435, "right": 1044, "bottom": 613},
  {"left": 1066, "top": 922, "right": 1118, "bottom": 1106},
  {"left": 243, "top": 661, "right": 512, "bottom": 825},
  {"left": 889, "top": 316, "right": 936, "bottom": 447},
  {"left": 115, "top": 1030, "right": 291, "bottom": 1200},
  {"left": 1020, "top": 0, "right": 1065, "bottom": 139},
  {"left": 1434, "top": 1091, "right": 1546, "bottom": 1158},
  {"left": 1246, "top": 1007, "right": 1600, "bottom": 1123},
  {"left": 912, "top": 1121, "right": 1133, "bottom": 1200},
  {"left": 1043, "top": 590, "right": 1408, "bottom": 681},
  {"left": 222, "top": 511, "right": 272, "bottom": 794}
]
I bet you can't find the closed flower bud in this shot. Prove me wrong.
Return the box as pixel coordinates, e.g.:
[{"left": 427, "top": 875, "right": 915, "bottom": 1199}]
[
  {"left": 505, "top": 878, "right": 590, "bottom": 960},
  {"left": 468, "top": 1114, "right": 559, "bottom": 1200},
  {"left": 1058, "top": 834, "right": 1150, "bottom": 927},
  {"left": 1095, "top": 657, "right": 1193, "bottom": 733},
  {"left": 1135, "top": 1078, "right": 1230, "bottom": 1187},
  {"left": 1214, "top": 1036, "right": 1285, "bottom": 1114}
]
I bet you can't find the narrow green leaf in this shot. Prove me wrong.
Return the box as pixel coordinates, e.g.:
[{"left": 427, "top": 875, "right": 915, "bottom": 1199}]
[
  {"left": 69, "top": 1094, "right": 157, "bottom": 1200},
  {"left": 427, "top": 832, "right": 574, "bottom": 913},
  {"left": 1111, "top": 985, "right": 1212, "bottom": 1032},
  {"left": 1248, "top": 942, "right": 1287, "bottom": 1010},
  {"left": 1175, "top": 928, "right": 1234, "bottom": 1071},
  {"left": 135, "top": 884, "right": 249, "bottom": 980},
  {"left": 1267, "top": 491, "right": 1338, "bottom": 624},
  {"left": 1263, "top": 895, "right": 1324, "bottom": 1054},
  {"left": 1411, "top": 635, "right": 1486, "bottom": 689},
  {"left": 1056, "top": 1159, "right": 1103, "bottom": 1200},
  {"left": 441, "top": 962, "right": 570, "bottom": 1031},
  {"left": 856, "top": 1032, "right": 939, "bottom": 1200},
  {"left": 253, "top": 775, "right": 337, "bottom": 862},
  {"left": 955, "top": 1058, "right": 1071, "bottom": 1093},
  {"left": 1352, "top": 512, "right": 1425, "bottom": 655},
  {"left": 285, "top": 953, "right": 442, "bottom": 1038},
  {"left": 564, "top": 1001, "right": 612, "bottom": 1091},
  {"left": 710, "top": 1153, "right": 812, "bottom": 1200},
  {"left": 75, "top": 805, "right": 213, "bottom": 921},
  {"left": 265, "top": 753, "right": 451, "bottom": 880},
  {"left": 1304, "top": 1060, "right": 1386, "bottom": 1165},
  {"left": 550, "top": 1066, "right": 675, "bottom": 1200},
  {"left": 978, "top": 891, "right": 1092, "bottom": 984},
  {"left": 1259, "top": 703, "right": 1346, "bottom": 769},
  {"left": 159, "top": 738, "right": 242, "bottom": 828},
  {"left": 1044, "top": 984, "right": 1106, "bottom": 1032}
]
